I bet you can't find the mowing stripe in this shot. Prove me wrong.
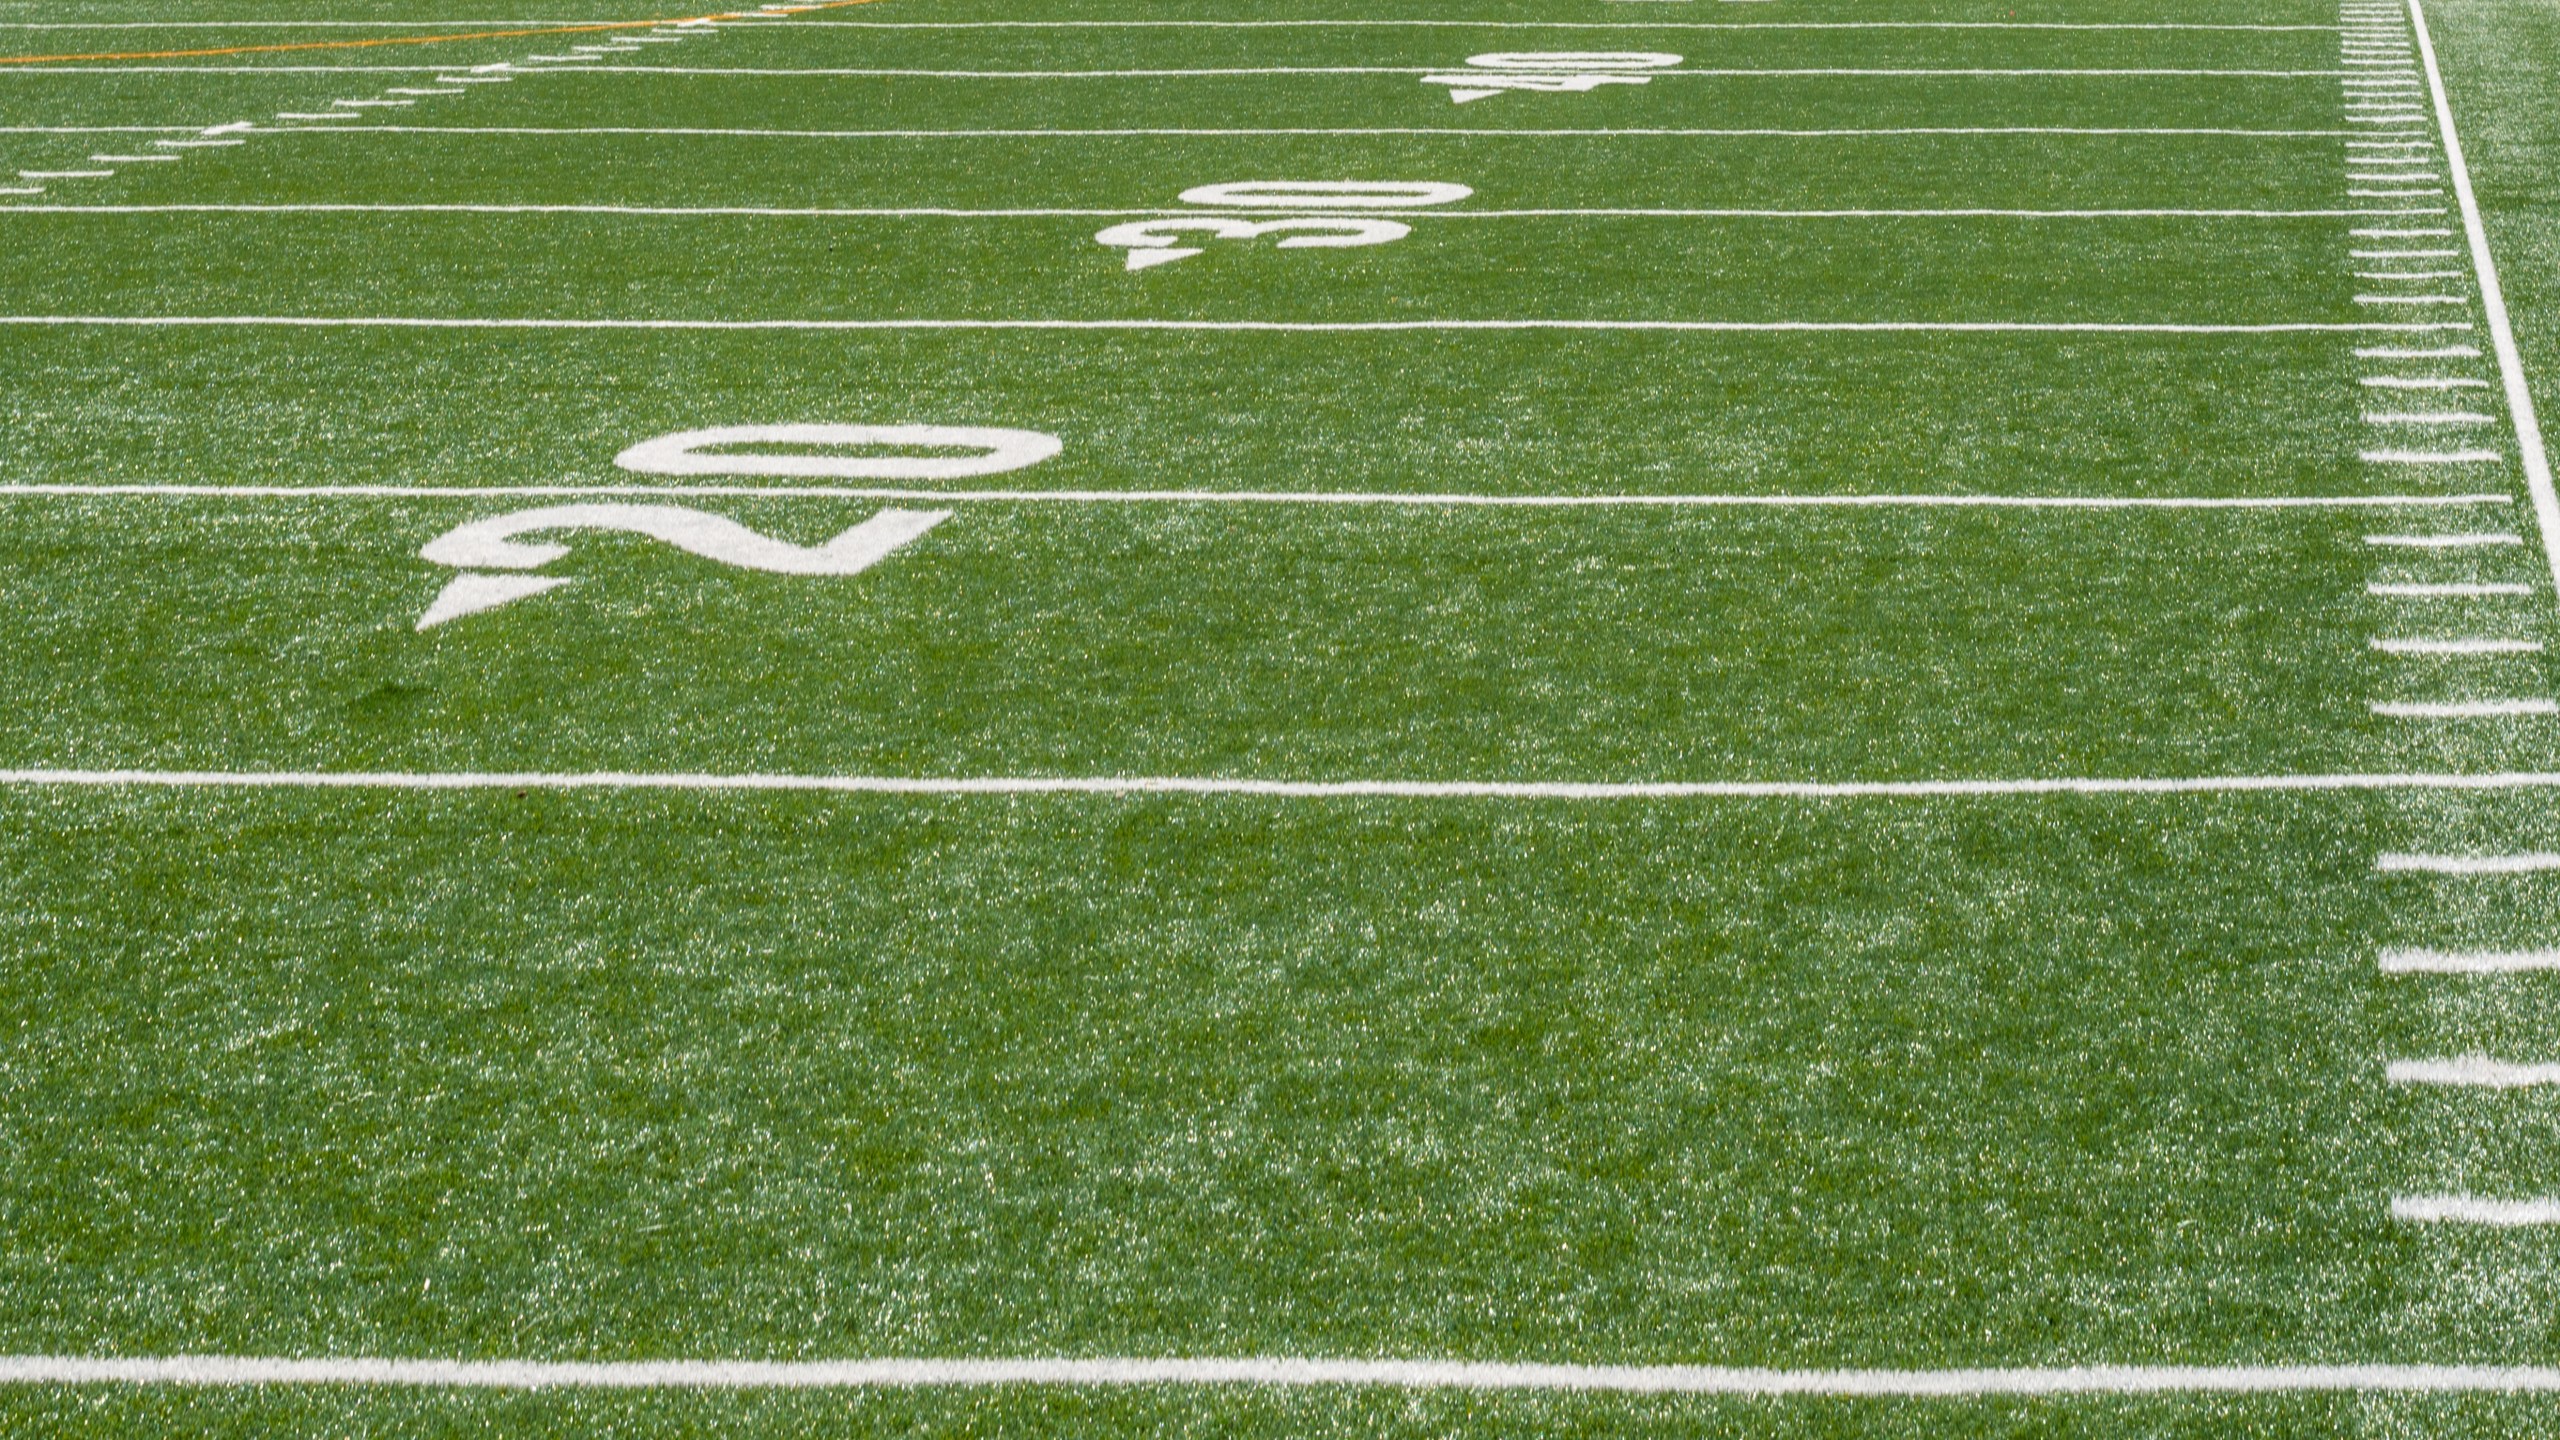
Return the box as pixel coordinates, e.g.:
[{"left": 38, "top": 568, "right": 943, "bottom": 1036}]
[
  {"left": 2389, "top": 1056, "right": 2560, "bottom": 1086},
  {"left": 2409, "top": 0, "right": 2560, "bottom": 607},
  {"left": 20, "top": 770, "right": 2560, "bottom": 799},
  {"left": 0, "top": 484, "right": 2513, "bottom": 509},
  {"left": 3, "top": 1356, "right": 2560, "bottom": 1393},
  {"left": 0, "top": 318, "right": 2478, "bottom": 334}
]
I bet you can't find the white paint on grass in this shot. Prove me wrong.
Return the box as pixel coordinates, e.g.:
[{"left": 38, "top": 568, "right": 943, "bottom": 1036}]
[
  {"left": 2376, "top": 851, "right": 2560, "bottom": 874},
  {"left": 0, "top": 317, "right": 2477, "bottom": 336},
  {"left": 24, "top": 770, "right": 2560, "bottom": 800},
  {"left": 2390, "top": 1056, "right": 2560, "bottom": 1086},
  {"left": 1097, "top": 216, "right": 1410, "bottom": 270},
  {"left": 2363, "top": 412, "right": 2498, "bottom": 425},
  {"left": 2394, "top": 1196, "right": 2560, "bottom": 1225},
  {"left": 5, "top": 1355, "right": 2560, "bottom": 1394},
  {"left": 2381, "top": 947, "right": 2560, "bottom": 971},
  {"left": 2370, "top": 637, "right": 2541, "bottom": 653},
  {"left": 0, "top": 203, "right": 2448, "bottom": 221},
  {"left": 2365, "top": 532, "right": 2520, "bottom": 546},
  {"left": 614, "top": 424, "right": 1061, "bottom": 480},
  {"left": 262, "top": 124, "right": 2399, "bottom": 138},
  {"left": 2371, "top": 699, "right": 2557, "bottom": 718},
  {"left": 1174, "top": 180, "right": 1472, "bottom": 210},
  {"left": 2365, "top": 376, "right": 2495, "bottom": 388},
  {"left": 2368, "top": 581, "right": 2534, "bottom": 596},
  {"left": 2405, "top": 0, "right": 2560, "bottom": 612},
  {"left": 2359, "top": 449, "right": 2504, "bottom": 463},
  {"left": 0, "top": 483, "right": 2515, "bottom": 509},
  {"left": 416, "top": 503, "right": 951, "bottom": 627}
]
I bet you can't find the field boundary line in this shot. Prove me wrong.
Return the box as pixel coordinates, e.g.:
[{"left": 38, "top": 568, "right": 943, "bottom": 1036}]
[
  {"left": 0, "top": 204, "right": 2447, "bottom": 220},
  {"left": 2, "top": 1356, "right": 2560, "bottom": 1392},
  {"left": 0, "top": 19, "right": 2350, "bottom": 29},
  {"left": 17, "top": 770, "right": 2560, "bottom": 799},
  {"left": 0, "top": 317, "right": 2471, "bottom": 334},
  {"left": 293, "top": 125, "right": 2386, "bottom": 138},
  {"left": 0, "top": 485, "right": 2514, "bottom": 510},
  {"left": 2408, "top": 0, "right": 2560, "bottom": 602}
]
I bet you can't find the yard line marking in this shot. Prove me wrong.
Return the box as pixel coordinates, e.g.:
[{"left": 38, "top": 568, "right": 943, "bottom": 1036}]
[
  {"left": 2369, "top": 581, "right": 2532, "bottom": 596},
  {"left": 2360, "top": 449, "right": 2505, "bottom": 462},
  {"left": 0, "top": 187, "right": 39, "bottom": 196},
  {"left": 270, "top": 124, "right": 2397, "bottom": 138},
  {"left": 2372, "top": 699, "right": 2556, "bottom": 717},
  {"left": 0, "top": 317, "right": 2478, "bottom": 335},
  {"left": 0, "top": 19, "right": 2362, "bottom": 29},
  {"left": 0, "top": 0, "right": 886, "bottom": 66},
  {"left": 2390, "top": 1056, "right": 2560, "bottom": 1086},
  {"left": 0, "top": 204, "right": 2456, "bottom": 220},
  {"left": 147, "top": 138, "right": 242, "bottom": 147},
  {"left": 378, "top": 64, "right": 2398, "bottom": 77},
  {"left": 2411, "top": 0, "right": 2560, "bottom": 608},
  {"left": 2356, "top": 270, "right": 2467, "bottom": 279},
  {"left": 25, "top": 770, "right": 2560, "bottom": 800},
  {"left": 2366, "top": 532, "right": 2520, "bottom": 545},
  {"left": 2352, "top": 248, "right": 2464, "bottom": 257},
  {"left": 2354, "top": 295, "right": 2465, "bottom": 305},
  {"left": 2365, "top": 376, "right": 2495, "bottom": 388},
  {"left": 0, "top": 483, "right": 2514, "bottom": 509},
  {"left": 2394, "top": 1196, "right": 2560, "bottom": 1225},
  {"left": 14, "top": 169, "right": 111, "bottom": 178},
  {"left": 2366, "top": 413, "right": 2498, "bottom": 425},
  {"left": 274, "top": 113, "right": 371, "bottom": 121},
  {"left": 0, "top": 126, "right": 200, "bottom": 133},
  {"left": 2376, "top": 851, "right": 2560, "bottom": 873},
  {"left": 87, "top": 154, "right": 180, "bottom": 161},
  {"left": 2382, "top": 946, "right": 2560, "bottom": 970},
  {"left": 10, "top": 1355, "right": 2560, "bottom": 1393},
  {"left": 2371, "top": 638, "right": 2541, "bottom": 653}
]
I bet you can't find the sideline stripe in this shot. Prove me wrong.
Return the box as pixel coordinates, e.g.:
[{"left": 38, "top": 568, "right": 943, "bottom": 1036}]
[
  {"left": 2409, "top": 0, "right": 2560, "bottom": 606},
  {"left": 0, "top": 204, "right": 2444, "bottom": 219},
  {"left": 18, "top": 770, "right": 2560, "bottom": 799},
  {"left": 281, "top": 125, "right": 2388, "bottom": 139},
  {"left": 0, "top": 317, "right": 2477, "bottom": 335},
  {"left": 0, "top": 484, "right": 2514, "bottom": 509},
  {"left": 2375, "top": 852, "right": 2560, "bottom": 874},
  {"left": 0, "top": 64, "right": 2398, "bottom": 77},
  {"left": 0, "top": 20, "right": 2354, "bottom": 29},
  {"left": 2390, "top": 1056, "right": 2560, "bottom": 1086},
  {"left": 2381, "top": 948, "right": 2560, "bottom": 971},
  {"left": 2393, "top": 1196, "right": 2560, "bottom": 1226},
  {"left": 3, "top": 1356, "right": 2560, "bottom": 1393},
  {"left": 0, "top": 0, "right": 879, "bottom": 66}
]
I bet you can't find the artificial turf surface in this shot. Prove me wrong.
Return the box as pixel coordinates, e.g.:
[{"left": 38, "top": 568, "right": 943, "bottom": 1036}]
[{"left": 5, "top": 0, "right": 2560, "bottom": 1432}]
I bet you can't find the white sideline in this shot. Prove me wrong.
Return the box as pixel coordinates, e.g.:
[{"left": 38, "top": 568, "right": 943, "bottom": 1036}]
[
  {"left": 0, "top": 64, "right": 2384, "bottom": 77},
  {"left": 307, "top": 125, "right": 2387, "bottom": 138},
  {"left": 0, "top": 19, "right": 2354, "bottom": 28},
  {"left": 2408, "top": 0, "right": 2560, "bottom": 604},
  {"left": 20, "top": 770, "right": 2560, "bottom": 799},
  {"left": 0, "top": 204, "right": 2452, "bottom": 219},
  {"left": 0, "top": 484, "right": 2512, "bottom": 509},
  {"left": 4, "top": 1355, "right": 2560, "bottom": 1394},
  {"left": 0, "top": 318, "right": 2475, "bottom": 335}
]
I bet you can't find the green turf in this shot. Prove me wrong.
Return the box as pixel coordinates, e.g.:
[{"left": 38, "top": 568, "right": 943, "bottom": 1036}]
[{"left": 4, "top": 0, "right": 2560, "bottom": 1433}]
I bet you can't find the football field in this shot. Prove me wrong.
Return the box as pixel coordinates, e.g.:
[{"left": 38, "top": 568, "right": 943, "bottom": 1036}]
[{"left": 5, "top": 0, "right": 2560, "bottom": 1433}]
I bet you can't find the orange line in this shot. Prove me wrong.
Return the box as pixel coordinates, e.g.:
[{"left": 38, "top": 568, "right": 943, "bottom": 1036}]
[{"left": 0, "top": 0, "right": 883, "bottom": 66}]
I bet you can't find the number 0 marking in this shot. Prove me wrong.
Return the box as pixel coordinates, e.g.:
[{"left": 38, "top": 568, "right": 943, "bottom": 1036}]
[{"left": 1174, "top": 180, "right": 1474, "bottom": 210}]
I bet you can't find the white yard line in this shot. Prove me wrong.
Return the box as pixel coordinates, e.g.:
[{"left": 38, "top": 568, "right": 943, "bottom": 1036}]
[
  {"left": 2372, "top": 699, "right": 2557, "bottom": 717},
  {"left": 2394, "top": 1196, "right": 2560, "bottom": 1225},
  {"left": 2390, "top": 1056, "right": 2560, "bottom": 1086},
  {"left": 2382, "top": 946, "right": 2560, "bottom": 970},
  {"left": 2410, "top": 0, "right": 2560, "bottom": 603},
  {"left": 0, "top": 64, "right": 2397, "bottom": 77},
  {"left": 0, "top": 483, "right": 2512, "bottom": 509},
  {"left": 0, "top": 317, "right": 2479, "bottom": 335},
  {"left": 3, "top": 1355, "right": 2560, "bottom": 1393},
  {"left": 19, "top": 770, "right": 2560, "bottom": 799},
  {"left": 274, "top": 124, "right": 2388, "bottom": 138},
  {"left": 0, "top": 204, "right": 2447, "bottom": 220},
  {"left": 0, "top": 19, "right": 2354, "bottom": 28},
  {"left": 2376, "top": 851, "right": 2560, "bottom": 873},
  {"left": 2370, "top": 637, "right": 2541, "bottom": 653}
]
